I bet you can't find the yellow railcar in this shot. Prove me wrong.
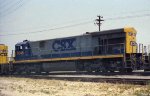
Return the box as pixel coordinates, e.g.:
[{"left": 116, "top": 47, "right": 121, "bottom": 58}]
[
  {"left": 0, "top": 44, "right": 10, "bottom": 74},
  {"left": 0, "top": 44, "right": 8, "bottom": 64}
]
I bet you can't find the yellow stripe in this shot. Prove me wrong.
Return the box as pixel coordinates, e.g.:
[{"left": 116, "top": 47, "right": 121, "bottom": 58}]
[
  {"left": 0, "top": 63, "right": 8, "bottom": 65},
  {"left": 14, "top": 54, "right": 123, "bottom": 64}
]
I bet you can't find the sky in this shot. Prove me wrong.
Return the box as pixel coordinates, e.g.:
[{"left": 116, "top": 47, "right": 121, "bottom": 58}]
[{"left": 0, "top": 0, "right": 150, "bottom": 56}]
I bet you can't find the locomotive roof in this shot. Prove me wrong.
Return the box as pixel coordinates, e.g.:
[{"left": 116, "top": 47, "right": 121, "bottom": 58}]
[
  {"left": 16, "top": 27, "right": 136, "bottom": 45},
  {"left": 91, "top": 28, "right": 124, "bottom": 35},
  {"left": 90, "top": 27, "right": 136, "bottom": 36}
]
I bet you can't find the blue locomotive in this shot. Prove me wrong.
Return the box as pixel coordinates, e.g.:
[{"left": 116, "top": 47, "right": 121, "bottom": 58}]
[{"left": 1, "top": 27, "right": 150, "bottom": 74}]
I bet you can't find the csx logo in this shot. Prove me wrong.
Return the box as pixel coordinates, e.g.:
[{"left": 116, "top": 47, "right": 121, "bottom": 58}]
[
  {"left": 52, "top": 38, "right": 76, "bottom": 52},
  {"left": 0, "top": 50, "right": 7, "bottom": 56},
  {"left": 0, "top": 53, "right": 7, "bottom": 56}
]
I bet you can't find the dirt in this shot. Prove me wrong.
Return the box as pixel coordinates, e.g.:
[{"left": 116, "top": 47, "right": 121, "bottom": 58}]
[{"left": 0, "top": 77, "right": 150, "bottom": 96}]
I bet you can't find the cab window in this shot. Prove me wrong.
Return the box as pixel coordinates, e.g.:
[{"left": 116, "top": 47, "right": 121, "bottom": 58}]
[{"left": 16, "top": 46, "right": 23, "bottom": 50}]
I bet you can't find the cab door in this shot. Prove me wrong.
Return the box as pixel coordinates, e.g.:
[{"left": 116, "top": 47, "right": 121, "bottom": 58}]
[{"left": 98, "top": 38, "right": 107, "bottom": 55}]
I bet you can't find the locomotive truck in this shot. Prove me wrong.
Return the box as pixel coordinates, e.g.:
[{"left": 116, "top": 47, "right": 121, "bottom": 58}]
[{"left": 0, "top": 27, "right": 150, "bottom": 74}]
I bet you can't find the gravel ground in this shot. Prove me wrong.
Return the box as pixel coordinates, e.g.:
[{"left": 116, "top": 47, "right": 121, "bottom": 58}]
[{"left": 0, "top": 77, "right": 150, "bottom": 96}]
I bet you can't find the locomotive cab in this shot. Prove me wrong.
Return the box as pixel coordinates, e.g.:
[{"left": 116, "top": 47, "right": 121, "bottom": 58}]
[{"left": 15, "top": 40, "right": 31, "bottom": 60}]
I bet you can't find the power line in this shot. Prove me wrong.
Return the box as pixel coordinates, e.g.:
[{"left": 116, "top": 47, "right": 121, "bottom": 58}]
[
  {"left": 105, "top": 9, "right": 150, "bottom": 17},
  {"left": 0, "top": 10, "right": 149, "bottom": 26},
  {"left": 0, "top": 9, "right": 149, "bottom": 25},
  {"left": 0, "top": 0, "right": 15, "bottom": 9},
  {"left": 0, "top": 0, "right": 23, "bottom": 13},
  {"left": 0, "top": 0, "right": 27, "bottom": 17},
  {"left": 0, "top": 21, "right": 93, "bottom": 36},
  {"left": 0, "top": 13, "right": 150, "bottom": 37},
  {"left": 105, "top": 14, "right": 150, "bottom": 20}
]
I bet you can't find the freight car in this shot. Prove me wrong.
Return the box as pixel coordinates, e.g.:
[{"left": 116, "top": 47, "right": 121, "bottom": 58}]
[
  {"left": 0, "top": 44, "right": 10, "bottom": 74},
  {"left": 0, "top": 27, "right": 150, "bottom": 74}
]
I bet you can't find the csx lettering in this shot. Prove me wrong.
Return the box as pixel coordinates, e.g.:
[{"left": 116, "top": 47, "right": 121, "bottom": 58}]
[
  {"left": 52, "top": 38, "right": 76, "bottom": 52},
  {"left": 0, "top": 50, "right": 7, "bottom": 56},
  {"left": 0, "top": 53, "right": 7, "bottom": 56}
]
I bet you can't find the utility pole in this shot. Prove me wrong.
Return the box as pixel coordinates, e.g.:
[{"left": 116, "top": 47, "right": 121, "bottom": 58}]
[{"left": 95, "top": 15, "right": 104, "bottom": 31}]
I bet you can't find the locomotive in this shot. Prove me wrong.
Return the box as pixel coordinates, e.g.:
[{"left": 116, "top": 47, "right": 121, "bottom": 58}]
[
  {"left": 0, "top": 44, "right": 9, "bottom": 74},
  {"left": 0, "top": 27, "right": 150, "bottom": 74}
]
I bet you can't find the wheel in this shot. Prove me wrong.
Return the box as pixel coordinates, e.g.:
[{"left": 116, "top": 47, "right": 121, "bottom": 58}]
[
  {"left": 109, "top": 70, "right": 115, "bottom": 73},
  {"left": 85, "top": 66, "right": 92, "bottom": 73},
  {"left": 126, "top": 68, "right": 133, "bottom": 73},
  {"left": 95, "top": 69, "right": 101, "bottom": 73},
  {"left": 119, "top": 68, "right": 126, "bottom": 73},
  {"left": 109, "top": 67, "right": 115, "bottom": 73},
  {"left": 144, "top": 69, "right": 150, "bottom": 72}
]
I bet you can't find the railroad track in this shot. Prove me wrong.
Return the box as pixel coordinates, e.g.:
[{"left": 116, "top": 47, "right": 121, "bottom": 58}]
[
  {"left": 39, "top": 71, "right": 150, "bottom": 76},
  {"left": 26, "top": 75, "right": 150, "bottom": 85},
  {"left": 5, "top": 71, "right": 150, "bottom": 76},
  {"left": 2, "top": 72, "right": 150, "bottom": 85}
]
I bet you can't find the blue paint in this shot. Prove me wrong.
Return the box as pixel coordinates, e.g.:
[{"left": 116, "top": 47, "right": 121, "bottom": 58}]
[
  {"left": 15, "top": 40, "right": 32, "bottom": 60},
  {"left": 113, "top": 48, "right": 124, "bottom": 54},
  {"left": 14, "top": 39, "right": 124, "bottom": 61},
  {"left": 15, "top": 49, "right": 124, "bottom": 61},
  {"left": 15, "top": 51, "right": 92, "bottom": 60},
  {"left": 40, "top": 51, "right": 92, "bottom": 59}
]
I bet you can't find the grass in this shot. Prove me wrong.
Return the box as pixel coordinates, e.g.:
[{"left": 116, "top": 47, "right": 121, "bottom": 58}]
[{"left": 0, "top": 77, "right": 150, "bottom": 96}]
